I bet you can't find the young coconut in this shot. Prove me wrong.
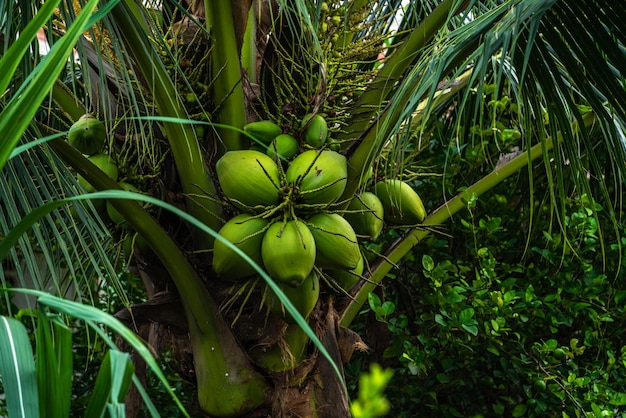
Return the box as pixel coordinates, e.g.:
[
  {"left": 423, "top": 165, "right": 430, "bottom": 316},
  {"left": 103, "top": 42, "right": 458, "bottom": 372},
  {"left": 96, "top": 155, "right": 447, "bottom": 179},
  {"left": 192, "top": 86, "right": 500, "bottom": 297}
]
[
  {"left": 216, "top": 150, "right": 281, "bottom": 208},
  {"left": 286, "top": 150, "right": 347, "bottom": 205},
  {"left": 213, "top": 214, "right": 270, "bottom": 280},
  {"left": 375, "top": 179, "right": 426, "bottom": 224},
  {"left": 67, "top": 114, "right": 107, "bottom": 155},
  {"left": 261, "top": 220, "right": 316, "bottom": 287}
]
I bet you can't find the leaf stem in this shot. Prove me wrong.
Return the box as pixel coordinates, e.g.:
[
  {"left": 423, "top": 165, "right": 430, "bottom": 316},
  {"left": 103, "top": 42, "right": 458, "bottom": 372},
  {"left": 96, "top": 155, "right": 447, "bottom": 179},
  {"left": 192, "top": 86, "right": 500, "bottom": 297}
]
[{"left": 205, "top": 0, "right": 248, "bottom": 151}]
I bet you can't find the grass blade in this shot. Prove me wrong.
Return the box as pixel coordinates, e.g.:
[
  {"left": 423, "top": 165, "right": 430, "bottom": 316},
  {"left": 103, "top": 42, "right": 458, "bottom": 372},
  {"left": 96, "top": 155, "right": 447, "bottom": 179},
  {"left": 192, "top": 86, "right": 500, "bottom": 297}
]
[
  {"left": 84, "top": 350, "right": 134, "bottom": 418},
  {"left": 36, "top": 312, "right": 73, "bottom": 418},
  {"left": 32, "top": 292, "right": 187, "bottom": 417},
  {"left": 0, "top": 316, "right": 39, "bottom": 418}
]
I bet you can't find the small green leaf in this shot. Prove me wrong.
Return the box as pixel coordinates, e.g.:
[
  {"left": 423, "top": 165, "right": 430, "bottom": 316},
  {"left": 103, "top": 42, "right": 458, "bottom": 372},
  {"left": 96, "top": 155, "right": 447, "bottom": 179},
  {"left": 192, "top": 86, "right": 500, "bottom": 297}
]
[
  {"left": 368, "top": 292, "right": 382, "bottom": 310},
  {"left": 483, "top": 84, "right": 497, "bottom": 95},
  {"left": 459, "top": 308, "right": 475, "bottom": 324},
  {"left": 512, "top": 404, "right": 527, "bottom": 417},
  {"left": 490, "top": 319, "right": 500, "bottom": 332},
  {"left": 422, "top": 255, "right": 434, "bottom": 271},
  {"left": 462, "top": 324, "right": 478, "bottom": 336},
  {"left": 383, "top": 346, "right": 399, "bottom": 358},
  {"left": 544, "top": 339, "right": 558, "bottom": 350},
  {"left": 381, "top": 301, "right": 395, "bottom": 316},
  {"left": 487, "top": 345, "right": 500, "bottom": 356},
  {"left": 591, "top": 403, "right": 603, "bottom": 416},
  {"left": 501, "top": 129, "right": 521, "bottom": 141},
  {"left": 503, "top": 290, "right": 518, "bottom": 303},
  {"left": 446, "top": 290, "right": 463, "bottom": 304},
  {"left": 436, "top": 373, "right": 450, "bottom": 383},
  {"left": 609, "top": 392, "right": 626, "bottom": 406}
]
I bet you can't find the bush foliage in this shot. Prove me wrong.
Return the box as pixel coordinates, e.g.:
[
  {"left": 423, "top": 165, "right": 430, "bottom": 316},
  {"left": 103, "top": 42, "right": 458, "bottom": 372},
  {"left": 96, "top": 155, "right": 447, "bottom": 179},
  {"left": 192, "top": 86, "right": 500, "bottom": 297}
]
[{"left": 348, "top": 89, "right": 626, "bottom": 417}]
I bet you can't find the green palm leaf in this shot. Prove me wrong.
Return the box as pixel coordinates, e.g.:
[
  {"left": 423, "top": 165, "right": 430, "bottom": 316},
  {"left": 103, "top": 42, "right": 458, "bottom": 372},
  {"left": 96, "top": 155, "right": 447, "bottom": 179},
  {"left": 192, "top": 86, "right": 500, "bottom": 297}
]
[
  {"left": 1, "top": 0, "right": 626, "bottom": 415},
  {"left": 0, "top": 290, "right": 189, "bottom": 417},
  {"left": 345, "top": 0, "right": 626, "bottom": 207},
  {"left": 318, "top": 0, "right": 626, "bottom": 325},
  {"left": 0, "top": 0, "right": 111, "bottom": 170},
  {"left": 0, "top": 1, "right": 128, "bottom": 311}
]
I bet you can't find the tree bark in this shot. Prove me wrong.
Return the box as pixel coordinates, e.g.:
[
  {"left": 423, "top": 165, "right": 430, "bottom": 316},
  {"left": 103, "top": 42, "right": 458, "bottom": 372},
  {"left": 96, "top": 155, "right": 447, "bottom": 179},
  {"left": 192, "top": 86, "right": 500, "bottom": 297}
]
[{"left": 264, "top": 300, "right": 368, "bottom": 417}]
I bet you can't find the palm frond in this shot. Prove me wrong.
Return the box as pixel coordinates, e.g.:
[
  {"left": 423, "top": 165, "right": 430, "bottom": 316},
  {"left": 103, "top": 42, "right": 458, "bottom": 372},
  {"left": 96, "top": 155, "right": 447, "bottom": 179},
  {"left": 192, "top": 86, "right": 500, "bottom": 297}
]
[
  {"left": 0, "top": 142, "right": 126, "bottom": 311},
  {"left": 330, "top": 0, "right": 626, "bottom": 304},
  {"left": 369, "top": 0, "right": 626, "bottom": 197},
  {"left": 0, "top": 0, "right": 128, "bottom": 310}
]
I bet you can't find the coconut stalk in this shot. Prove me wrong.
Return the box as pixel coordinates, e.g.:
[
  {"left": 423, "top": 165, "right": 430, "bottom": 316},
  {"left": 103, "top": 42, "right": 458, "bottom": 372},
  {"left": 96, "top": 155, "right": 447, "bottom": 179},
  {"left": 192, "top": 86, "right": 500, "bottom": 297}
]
[
  {"left": 108, "top": 1, "right": 220, "bottom": 249},
  {"left": 51, "top": 80, "right": 87, "bottom": 121},
  {"left": 340, "top": 112, "right": 597, "bottom": 327},
  {"left": 205, "top": 0, "right": 248, "bottom": 152}
]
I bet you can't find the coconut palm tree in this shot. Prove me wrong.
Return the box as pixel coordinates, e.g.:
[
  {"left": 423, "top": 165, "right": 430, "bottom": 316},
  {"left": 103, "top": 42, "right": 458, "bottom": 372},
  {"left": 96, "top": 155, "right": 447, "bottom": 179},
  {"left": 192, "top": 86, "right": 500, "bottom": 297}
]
[{"left": 1, "top": 0, "right": 625, "bottom": 416}]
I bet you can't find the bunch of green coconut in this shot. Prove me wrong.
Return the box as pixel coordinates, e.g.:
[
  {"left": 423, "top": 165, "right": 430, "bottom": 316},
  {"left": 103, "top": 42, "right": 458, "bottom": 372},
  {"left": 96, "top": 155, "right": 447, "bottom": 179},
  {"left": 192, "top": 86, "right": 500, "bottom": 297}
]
[
  {"left": 65, "top": 112, "right": 428, "bottom": 372},
  {"left": 213, "top": 114, "right": 427, "bottom": 370}
]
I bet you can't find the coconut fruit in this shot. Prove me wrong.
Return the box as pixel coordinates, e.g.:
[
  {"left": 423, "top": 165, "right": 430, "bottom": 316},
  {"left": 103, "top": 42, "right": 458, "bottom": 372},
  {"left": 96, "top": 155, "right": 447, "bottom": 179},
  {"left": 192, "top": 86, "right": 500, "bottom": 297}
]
[
  {"left": 213, "top": 214, "right": 269, "bottom": 280},
  {"left": 345, "top": 192, "right": 384, "bottom": 240},
  {"left": 266, "top": 270, "right": 319, "bottom": 324},
  {"left": 301, "top": 114, "right": 328, "bottom": 148},
  {"left": 261, "top": 220, "right": 316, "bottom": 287},
  {"left": 308, "top": 213, "right": 360, "bottom": 270},
  {"left": 375, "top": 179, "right": 426, "bottom": 224},
  {"left": 67, "top": 114, "right": 106, "bottom": 155},
  {"left": 77, "top": 153, "right": 118, "bottom": 193},
  {"left": 266, "top": 134, "right": 299, "bottom": 161},
  {"left": 216, "top": 150, "right": 281, "bottom": 208},
  {"left": 244, "top": 120, "right": 282, "bottom": 145},
  {"left": 328, "top": 254, "right": 364, "bottom": 291},
  {"left": 285, "top": 150, "right": 347, "bottom": 205}
]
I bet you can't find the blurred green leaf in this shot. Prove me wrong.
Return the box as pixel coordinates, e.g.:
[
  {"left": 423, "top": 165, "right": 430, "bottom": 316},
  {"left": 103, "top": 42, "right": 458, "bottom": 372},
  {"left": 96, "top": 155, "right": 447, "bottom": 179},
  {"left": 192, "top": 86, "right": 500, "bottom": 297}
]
[{"left": 85, "top": 350, "right": 134, "bottom": 418}]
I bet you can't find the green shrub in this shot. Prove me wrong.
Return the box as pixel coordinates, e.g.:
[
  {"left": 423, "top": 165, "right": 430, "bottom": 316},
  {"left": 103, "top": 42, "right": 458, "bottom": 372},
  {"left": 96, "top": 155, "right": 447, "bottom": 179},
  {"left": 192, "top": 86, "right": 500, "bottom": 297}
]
[
  {"left": 345, "top": 85, "right": 626, "bottom": 417},
  {"left": 353, "top": 189, "right": 626, "bottom": 417}
]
